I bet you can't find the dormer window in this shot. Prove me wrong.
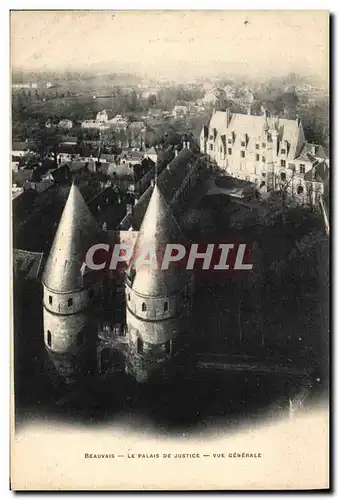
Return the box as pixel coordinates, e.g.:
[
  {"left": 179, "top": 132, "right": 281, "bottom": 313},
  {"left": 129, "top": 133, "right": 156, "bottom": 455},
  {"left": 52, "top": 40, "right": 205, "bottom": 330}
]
[
  {"left": 255, "top": 144, "right": 260, "bottom": 150},
  {"left": 240, "top": 151, "right": 245, "bottom": 158},
  {"left": 281, "top": 148, "right": 286, "bottom": 155},
  {"left": 241, "top": 141, "right": 246, "bottom": 147},
  {"left": 281, "top": 160, "right": 286, "bottom": 168},
  {"left": 228, "top": 138, "right": 232, "bottom": 144},
  {"left": 300, "top": 164, "right": 306, "bottom": 174}
]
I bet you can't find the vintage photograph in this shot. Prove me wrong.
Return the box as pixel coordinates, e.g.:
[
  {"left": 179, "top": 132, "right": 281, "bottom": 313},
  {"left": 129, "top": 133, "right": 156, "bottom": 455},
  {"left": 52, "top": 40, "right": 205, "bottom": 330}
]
[{"left": 10, "top": 10, "right": 330, "bottom": 490}]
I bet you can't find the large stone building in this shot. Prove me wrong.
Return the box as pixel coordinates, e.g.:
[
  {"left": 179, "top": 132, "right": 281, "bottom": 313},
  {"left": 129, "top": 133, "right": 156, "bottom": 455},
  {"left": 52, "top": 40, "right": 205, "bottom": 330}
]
[
  {"left": 41, "top": 145, "right": 204, "bottom": 383},
  {"left": 201, "top": 108, "right": 329, "bottom": 205}
]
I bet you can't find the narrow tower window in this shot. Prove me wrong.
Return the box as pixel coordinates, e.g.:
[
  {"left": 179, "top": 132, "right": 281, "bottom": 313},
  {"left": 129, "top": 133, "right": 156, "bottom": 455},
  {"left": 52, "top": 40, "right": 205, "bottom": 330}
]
[
  {"left": 68, "top": 298, "right": 73, "bottom": 307},
  {"left": 137, "top": 336, "right": 144, "bottom": 354},
  {"left": 47, "top": 330, "right": 52, "bottom": 348},
  {"left": 297, "top": 185, "right": 304, "bottom": 195},
  {"left": 49, "top": 296, "right": 53, "bottom": 305},
  {"left": 164, "top": 301, "right": 168, "bottom": 312},
  {"left": 142, "top": 303, "right": 147, "bottom": 312}
]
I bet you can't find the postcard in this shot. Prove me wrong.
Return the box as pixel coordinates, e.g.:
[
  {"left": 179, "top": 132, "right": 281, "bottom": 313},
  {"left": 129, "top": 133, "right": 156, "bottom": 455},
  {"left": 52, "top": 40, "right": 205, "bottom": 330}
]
[{"left": 10, "top": 10, "right": 330, "bottom": 490}]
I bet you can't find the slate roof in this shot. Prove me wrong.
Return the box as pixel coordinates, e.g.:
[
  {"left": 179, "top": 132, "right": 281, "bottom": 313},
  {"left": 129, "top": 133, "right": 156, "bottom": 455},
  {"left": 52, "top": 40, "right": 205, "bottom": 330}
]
[
  {"left": 42, "top": 183, "right": 101, "bottom": 293},
  {"left": 208, "top": 110, "right": 302, "bottom": 160},
  {"left": 13, "top": 249, "right": 44, "bottom": 280},
  {"left": 127, "top": 184, "right": 187, "bottom": 297}
]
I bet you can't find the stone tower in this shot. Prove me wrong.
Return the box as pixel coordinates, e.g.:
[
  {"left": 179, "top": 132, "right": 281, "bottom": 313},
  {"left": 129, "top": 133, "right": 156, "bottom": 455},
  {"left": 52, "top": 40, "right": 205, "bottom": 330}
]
[
  {"left": 125, "top": 184, "right": 194, "bottom": 383},
  {"left": 42, "top": 183, "right": 102, "bottom": 361}
]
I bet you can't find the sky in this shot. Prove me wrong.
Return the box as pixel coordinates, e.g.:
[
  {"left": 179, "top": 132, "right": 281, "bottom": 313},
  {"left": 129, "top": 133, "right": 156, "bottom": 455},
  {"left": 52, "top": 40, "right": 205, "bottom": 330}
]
[{"left": 10, "top": 10, "right": 329, "bottom": 82}]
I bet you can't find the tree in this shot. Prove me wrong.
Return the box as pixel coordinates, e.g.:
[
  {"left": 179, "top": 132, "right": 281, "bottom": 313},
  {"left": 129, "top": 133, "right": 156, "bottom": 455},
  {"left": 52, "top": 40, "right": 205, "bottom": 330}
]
[{"left": 31, "top": 125, "right": 62, "bottom": 166}]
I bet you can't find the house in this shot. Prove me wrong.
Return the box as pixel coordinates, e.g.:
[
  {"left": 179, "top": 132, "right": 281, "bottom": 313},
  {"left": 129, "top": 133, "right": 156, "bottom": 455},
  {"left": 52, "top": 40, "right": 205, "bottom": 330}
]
[
  {"left": 58, "top": 119, "right": 73, "bottom": 130},
  {"left": 12, "top": 184, "right": 24, "bottom": 200},
  {"left": 144, "top": 146, "right": 158, "bottom": 164},
  {"left": 201, "top": 108, "right": 329, "bottom": 206},
  {"left": 172, "top": 105, "right": 189, "bottom": 118},
  {"left": 96, "top": 110, "right": 109, "bottom": 123}
]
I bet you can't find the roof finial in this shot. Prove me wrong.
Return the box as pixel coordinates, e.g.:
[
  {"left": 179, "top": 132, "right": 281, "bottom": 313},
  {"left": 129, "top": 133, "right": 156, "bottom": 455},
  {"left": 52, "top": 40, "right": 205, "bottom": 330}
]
[{"left": 154, "top": 161, "right": 158, "bottom": 185}]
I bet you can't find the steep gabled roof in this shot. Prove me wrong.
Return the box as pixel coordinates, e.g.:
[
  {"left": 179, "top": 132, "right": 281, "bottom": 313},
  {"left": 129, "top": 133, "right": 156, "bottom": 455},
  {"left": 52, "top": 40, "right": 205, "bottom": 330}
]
[
  {"left": 42, "top": 183, "right": 100, "bottom": 293},
  {"left": 208, "top": 110, "right": 302, "bottom": 160},
  {"left": 127, "top": 184, "right": 187, "bottom": 297}
]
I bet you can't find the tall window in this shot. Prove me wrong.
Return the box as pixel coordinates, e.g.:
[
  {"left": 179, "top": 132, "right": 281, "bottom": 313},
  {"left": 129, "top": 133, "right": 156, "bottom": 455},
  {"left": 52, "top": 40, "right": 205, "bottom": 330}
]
[
  {"left": 142, "top": 303, "right": 147, "bottom": 312},
  {"left": 281, "top": 148, "right": 286, "bottom": 154},
  {"left": 281, "top": 159, "right": 286, "bottom": 168},
  {"left": 137, "top": 337, "right": 143, "bottom": 354},
  {"left": 280, "top": 172, "right": 286, "bottom": 181},
  {"left": 228, "top": 148, "right": 232, "bottom": 155},
  {"left": 47, "top": 330, "right": 52, "bottom": 348},
  {"left": 300, "top": 164, "right": 306, "bottom": 174},
  {"left": 256, "top": 154, "right": 260, "bottom": 161},
  {"left": 262, "top": 156, "right": 266, "bottom": 163},
  {"left": 68, "top": 298, "right": 73, "bottom": 307},
  {"left": 297, "top": 185, "right": 304, "bottom": 194},
  {"left": 49, "top": 296, "right": 53, "bottom": 305},
  {"left": 240, "top": 151, "right": 245, "bottom": 158},
  {"left": 209, "top": 144, "right": 213, "bottom": 151},
  {"left": 164, "top": 301, "right": 168, "bottom": 312}
]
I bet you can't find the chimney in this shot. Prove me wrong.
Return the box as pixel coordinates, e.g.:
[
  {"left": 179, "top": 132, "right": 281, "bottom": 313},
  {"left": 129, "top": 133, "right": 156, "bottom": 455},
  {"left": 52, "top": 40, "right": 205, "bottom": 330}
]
[
  {"left": 247, "top": 107, "right": 251, "bottom": 115},
  {"left": 225, "top": 108, "right": 231, "bottom": 128},
  {"left": 271, "top": 129, "right": 278, "bottom": 158}
]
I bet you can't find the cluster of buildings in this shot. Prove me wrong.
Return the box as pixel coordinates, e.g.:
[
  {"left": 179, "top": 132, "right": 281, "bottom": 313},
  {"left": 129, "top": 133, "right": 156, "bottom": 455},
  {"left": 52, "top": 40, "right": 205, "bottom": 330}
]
[
  {"left": 200, "top": 108, "right": 329, "bottom": 206},
  {"left": 13, "top": 143, "right": 206, "bottom": 383}
]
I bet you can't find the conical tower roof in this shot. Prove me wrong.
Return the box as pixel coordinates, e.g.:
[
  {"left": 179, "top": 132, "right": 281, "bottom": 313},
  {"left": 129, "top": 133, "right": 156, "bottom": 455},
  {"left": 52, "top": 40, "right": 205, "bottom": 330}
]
[
  {"left": 128, "top": 184, "right": 187, "bottom": 297},
  {"left": 42, "top": 183, "right": 100, "bottom": 293}
]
